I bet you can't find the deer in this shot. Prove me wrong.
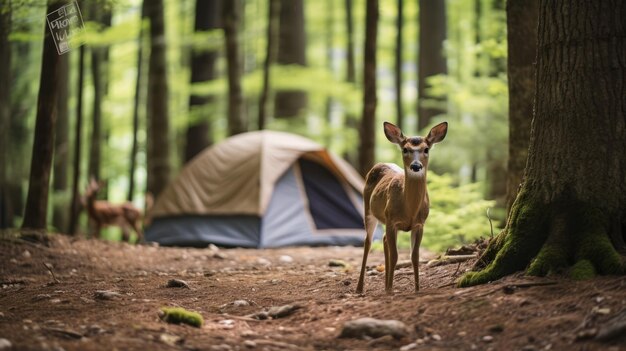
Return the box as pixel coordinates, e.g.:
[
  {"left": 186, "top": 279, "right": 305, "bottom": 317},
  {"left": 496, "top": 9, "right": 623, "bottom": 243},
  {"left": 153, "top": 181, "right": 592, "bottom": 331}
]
[
  {"left": 356, "top": 121, "right": 448, "bottom": 294},
  {"left": 83, "top": 178, "right": 144, "bottom": 243}
]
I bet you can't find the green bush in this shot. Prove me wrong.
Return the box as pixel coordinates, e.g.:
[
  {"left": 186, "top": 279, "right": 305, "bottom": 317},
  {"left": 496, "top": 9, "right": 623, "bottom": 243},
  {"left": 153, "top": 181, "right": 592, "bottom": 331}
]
[{"left": 373, "top": 172, "right": 496, "bottom": 253}]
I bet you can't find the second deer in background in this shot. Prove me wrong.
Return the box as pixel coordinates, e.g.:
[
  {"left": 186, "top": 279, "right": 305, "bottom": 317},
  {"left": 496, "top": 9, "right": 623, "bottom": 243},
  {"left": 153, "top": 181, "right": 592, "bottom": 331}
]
[{"left": 356, "top": 121, "right": 448, "bottom": 294}]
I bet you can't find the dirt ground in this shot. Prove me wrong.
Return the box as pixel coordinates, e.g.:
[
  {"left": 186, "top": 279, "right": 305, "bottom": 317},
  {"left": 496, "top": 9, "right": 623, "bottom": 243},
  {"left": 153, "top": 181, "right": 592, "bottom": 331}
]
[{"left": 0, "top": 234, "right": 625, "bottom": 351}]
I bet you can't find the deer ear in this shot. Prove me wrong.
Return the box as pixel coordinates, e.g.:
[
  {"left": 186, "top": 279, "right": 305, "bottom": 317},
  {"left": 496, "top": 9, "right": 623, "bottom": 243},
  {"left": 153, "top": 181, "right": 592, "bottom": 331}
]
[
  {"left": 383, "top": 122, "right": 405, "bottom": 144},
  {"left": 426, "top": 122, "right": 448, "bottom": 145}
]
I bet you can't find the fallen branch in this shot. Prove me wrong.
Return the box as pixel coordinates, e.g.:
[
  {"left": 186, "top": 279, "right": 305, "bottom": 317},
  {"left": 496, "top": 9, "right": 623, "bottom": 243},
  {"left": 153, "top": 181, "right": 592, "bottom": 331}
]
[
  {"left": 427, "top": 255, "right": 477, "bottom": 267},
  {"left": 42, "top": 262, "right": 60, "bottom": 284},
  {"left": 43, "top": 327, "right": 83, "bottom": 339}
]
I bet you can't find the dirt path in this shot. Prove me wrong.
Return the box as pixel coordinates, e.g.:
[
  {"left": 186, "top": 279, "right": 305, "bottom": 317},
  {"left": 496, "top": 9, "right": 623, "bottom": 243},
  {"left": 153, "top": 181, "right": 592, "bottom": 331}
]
[{"left": 0, "top": 235, "right": 624, "bottom": 350}]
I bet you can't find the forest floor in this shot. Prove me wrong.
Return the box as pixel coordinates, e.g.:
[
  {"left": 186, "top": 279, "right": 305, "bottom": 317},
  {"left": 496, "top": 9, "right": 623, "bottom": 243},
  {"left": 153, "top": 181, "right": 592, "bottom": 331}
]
[{"left": 0, "top": 233, "right": 625, "bottom": 351}]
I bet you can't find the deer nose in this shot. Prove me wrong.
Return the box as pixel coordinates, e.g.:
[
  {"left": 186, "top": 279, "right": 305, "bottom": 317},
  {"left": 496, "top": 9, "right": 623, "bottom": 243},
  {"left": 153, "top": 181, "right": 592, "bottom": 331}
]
[{"left": 410, "top": 163, "right": 423, "bottom": 172}]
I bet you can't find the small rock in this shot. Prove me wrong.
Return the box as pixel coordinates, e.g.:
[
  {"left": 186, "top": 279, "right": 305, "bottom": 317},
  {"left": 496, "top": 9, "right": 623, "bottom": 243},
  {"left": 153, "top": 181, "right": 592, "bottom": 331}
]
[
  {"left": 257, "top": 258, "right": 271, "bottom": 266},
  {"left": 22, "top": 250, "right": 31, "bottom": 259},
  {"left": 94, "top": 290, "right": 121, "bottom": 300},
  {"left": 50, "top": 298, "right": 62, "bottom": 304},
  {"left": 213, "top": 252, "right": 227, "bottom": 259},
  {"left": 340, "top": 317, "right": 409, "bottom": 339},
  {"left": 342, "top": 279, "right": 351, "bottom": 286},
  {"left": 483, "top": 335, "right": 494, "bottom": 342},
  {"left": 366, "top": 270, "right": 380, "bottom": 276},
  {"left": 86, "top": 324, "right": 106, "bottom": 336},
  {"left": 233, "top": 300, "right": 250, "bottom": 307},
  {"left": 328, "top": 259, "right": 348, "bottom": 267},
  {"left": 594, "top": 296, "right": 605, "bottom": 303},
  {"left": 279, "top": 255, "right": 294, "bottom": 263},
  {"left": 575, "top": 328, "right": 597, "bottom": 340},
  {"left": 33, "top": 294, "right": 52, "bottom": 301},
  {"left": 457, "top": 331, "right": 467, "bottom": 337},
  {"left": 0, "top": 338, "right": 11, "bottom": 350},
  {"left": 159, "top": 333, "right": 182, "bottom": 347},
  {"left": 218, "top": 319, "right": 235, "bottom": 329},
  {"left": 593, "top": 307, "right": 611, "bottom": 315},
  {"left": 400, "top": 342, "right": 417, "bottom": 351},
  {"left": 243, "top": 340, "right": 256, "bottom": 348},
  {"left": 208, "top": 244, "right": 220, "bottom": 252},
  {"left": 166, "top": 279, "right": 190, "bottom": 289},
  {"left": 432, "top": 334, "right": 442, "bottom": 341}
]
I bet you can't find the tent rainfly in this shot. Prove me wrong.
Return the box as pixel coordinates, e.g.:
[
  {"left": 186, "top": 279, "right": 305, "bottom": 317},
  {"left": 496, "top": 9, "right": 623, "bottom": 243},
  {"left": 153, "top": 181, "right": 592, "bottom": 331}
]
[{"left": 145, "top": 130, "right": 381, "bottom": 248}]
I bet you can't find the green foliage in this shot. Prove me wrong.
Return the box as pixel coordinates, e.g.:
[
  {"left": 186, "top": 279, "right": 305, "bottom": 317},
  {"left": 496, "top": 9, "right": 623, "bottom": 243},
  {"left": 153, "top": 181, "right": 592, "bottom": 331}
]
[
  {"left": 159, "top": 307, "right": 204, "bottom": 328},
  {"left": 372, "top": 172, "right": 496, "bottom": 253}
]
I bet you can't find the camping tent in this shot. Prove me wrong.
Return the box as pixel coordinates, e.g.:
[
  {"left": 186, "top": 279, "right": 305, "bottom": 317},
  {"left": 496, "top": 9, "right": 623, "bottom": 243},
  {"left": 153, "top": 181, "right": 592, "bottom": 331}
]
[{"left": 145, "top": 130, "right": 380, "bottom": 248}]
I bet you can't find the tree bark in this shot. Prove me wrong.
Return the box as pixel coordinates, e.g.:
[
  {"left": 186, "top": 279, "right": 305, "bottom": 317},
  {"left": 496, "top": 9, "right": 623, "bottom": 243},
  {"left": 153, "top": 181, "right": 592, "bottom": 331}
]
[
  {"left": 22, "top": 0, "right": 65, "bottom": 230},
  {"left": 128, "top": 5, "right": 147, "bottom": 202},
  {"left": 460, "top": 0, "right": 626, "bottom": 286},
  {"left": 223, "top": 0, "right": 246, "bottom": 136},
  {"left": 344, "top": 0, "right": 356, "bottom": 84},
  {"left": 52, "top": 49, "right": 70, "bottom": 232},
  {"left": 89, "top": 46, "right": 103, "bottom": 181},
  {"left": 145, "top": 0, "right": 171, "bottom": 199},
  {"left": 395, "top": 0, "right": 403, "bottom": 130},
  {"left": 274, "top": 0, "right": 307, "bottom": 119},
  {"left": 0, "top": 4, "right": 12, "bottom": 228},
  {"left": 69, "top": 45, "right": 86, "bottom": 235},
  {"left": 505, "top": 0, "right": 538, "bottom": 213},
  {"left": 417, "top": 0, "right": 447, "bottom": 131},
  {"left": 358, "top": 0, "right": 378, "bottom": 177},
  {"left": 185, "top": 0, "right": 221, "bottom": 161},
  {"left": 258, "top": 0, "right": 279, "bottom": 130}
]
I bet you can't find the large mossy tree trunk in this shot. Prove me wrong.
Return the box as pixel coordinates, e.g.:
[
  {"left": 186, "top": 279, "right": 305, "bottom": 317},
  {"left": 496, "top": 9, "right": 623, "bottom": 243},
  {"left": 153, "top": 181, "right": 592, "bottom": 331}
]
[
  {"left": 460, "top": 0, "right": 626, "bottom": 286},
  {"left": 505, "top": 0, "right": 538, "bottom": 213}
]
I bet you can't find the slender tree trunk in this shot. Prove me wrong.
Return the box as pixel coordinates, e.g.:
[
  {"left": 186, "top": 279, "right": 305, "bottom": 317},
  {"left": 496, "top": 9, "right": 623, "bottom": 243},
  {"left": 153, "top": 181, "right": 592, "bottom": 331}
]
[
  {"left": 22, "top": 0, "right": 65, "bottom": 230},
  {"left": 358, "top": 0, "right": 378, "bottom": 177},
  {"left": 417, "top": 0, "right": 447, "bottom": 131},
  {"left": 505, "top": 0, "right": 538, "bottom": 213},
  {"left": 128, "top": 6, "right": 147, "bottom": 202},
  {"left": 274, "top": 0, "right": 307, "bottom": 119},
  {"left": 395, "top": 0, "right": 403, "bottom": 130},
  {"left": 89, "top": 47, "right": 103, "bottom": 181},
  {"left": 53, "top": 50, "right": 70, "bottom": 232},
  {"left": 461, "top": 0, "right": 626, "bottom": 286},
  {"left": 69, "top": 45, "right": 86, "bottom": 235},
  {"left": 145, "top": 0, "right": 171, "bottom": 199},
  {"left": 344, "top": 0, "right": 356, "bottom": 84},
  {"left": 223, "top": 0, "right": 246, "bottom": 136},
  {"left": 185, "top": 0, "right": 221, "bottom": 161},
  {"left": 258, "top": 0, "right": 279, "bottom": 130},
  {"left": 0, "top": 4, "right": 12, "bottom": 228}
]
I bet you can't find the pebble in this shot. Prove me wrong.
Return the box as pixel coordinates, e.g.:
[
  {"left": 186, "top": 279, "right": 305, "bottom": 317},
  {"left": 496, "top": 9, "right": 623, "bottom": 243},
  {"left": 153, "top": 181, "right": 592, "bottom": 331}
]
[
  {"left": 483, "top": 335, "right": 494, "bottom": 342},
  {"left": 210, "top": 344, "right": 232, "bottom": 351},
  {"left": 0, "top": 339, "right": 11, "bottom": 350},
  {"left": 166, "top": 279, "right": 190, "bottom": 289},
  {"left": 243, "top": 340, "right": 256, "bottom": 348},
  {"left": 340, "top": 317, "right": 409, "bottom": 339},
  {"left": 233, "top": 300, "right": 250, "bottom": 307},
  {"left": 279, "top": 255, "right": 294, "bottom": 263},
  {"left": 22, "top": 250, "right": 31, "bottom": 259},
  {"left": 400, "top": 342, "right": 417, "bottom": 351},
  {"left": 257, "top": 258, "right": 271, "bottom": 266},
  {"left": 431, "top": 334, "right": 442, "bottom": 341},
  {"left": 94, "top": 290, "right": 122, "bottom": 300}
]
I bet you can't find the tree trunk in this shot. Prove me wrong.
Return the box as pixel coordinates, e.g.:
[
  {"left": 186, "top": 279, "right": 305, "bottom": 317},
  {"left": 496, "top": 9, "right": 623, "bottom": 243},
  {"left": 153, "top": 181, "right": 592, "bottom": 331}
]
[
  {"left": 52, "top": 49, "right": 70, "bottom": 232},
  {"left": 417, "top": 0, "right": 447, "bottom": 131},
  {"left": 223, "top": 0, "right": 246, "bottom": 136},
  {"left": 128, "top": 5, "right": 147, "bottom": 202},
  {"left": 22, "top": 0, "right": 64, "bottom": 230},
  {"left": 89, "top": 46, "right": 103, "bottom": 181},
  {"left": 0, "top": 5, "right": 12, "bottom": 228},
  {"left": 185, "top": 0, "right": 221, "bottom": 161},
  {"left": 395, "top": 0, "right": 403, "bottom": 130},
  {"left": 505, "top": 0, "right": 538, "bottom": 213},
  {"left": 258, "top": 0, "right": 279, "bottom": 130},
  {"left": 358, "top": 0, "right": 378, "bottom": 177},
  {"left": 274, "top": 0, "right": 307, "bottom": 119},
  {"left": 69, "top": 45, "right": 86, "bottom": 235},
  {"left": 344, "top": 0, "right": 356, "bottom": 84},
  {"left": 460, "top": 0, "right": 626, "bottom": 286},
  {"left": 145, "top": 0, "right": 171, "bottom": 199}
]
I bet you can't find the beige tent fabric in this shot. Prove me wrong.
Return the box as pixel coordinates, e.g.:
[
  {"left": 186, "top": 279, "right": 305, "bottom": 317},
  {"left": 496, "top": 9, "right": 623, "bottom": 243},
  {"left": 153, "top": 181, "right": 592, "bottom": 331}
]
[{"left": 150, "top": 131, "right": 365, "bottom": 219}]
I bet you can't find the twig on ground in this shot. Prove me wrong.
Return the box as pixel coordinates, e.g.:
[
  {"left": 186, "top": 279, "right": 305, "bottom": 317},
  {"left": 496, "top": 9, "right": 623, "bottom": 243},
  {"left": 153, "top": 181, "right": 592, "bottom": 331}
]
[
  {"left": 427, "top": 255, "right": 477, "bottom": 267},
  {"left": 43, "top": 327, "right": 83, "bottom": 339},
  {"left": 42, "top": 262, "right": 60, "bottom": 284}
]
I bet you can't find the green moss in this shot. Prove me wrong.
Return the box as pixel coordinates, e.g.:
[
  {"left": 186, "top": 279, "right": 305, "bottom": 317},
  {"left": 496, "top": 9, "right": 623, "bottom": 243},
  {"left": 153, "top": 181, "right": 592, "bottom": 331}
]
[
  {"left": 159, "top": 307, "right": 204, "bottom": 328},
  {"left": 569, "top": 259, "right": 596, "bottom": 280},
  {"left": 527, "top": 244, "right": 568, "bottom": 276}
]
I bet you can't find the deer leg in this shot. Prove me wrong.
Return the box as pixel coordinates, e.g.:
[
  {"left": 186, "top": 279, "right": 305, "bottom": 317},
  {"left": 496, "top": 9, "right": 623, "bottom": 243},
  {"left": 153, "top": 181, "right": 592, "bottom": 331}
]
[
  {"left": 121, "top": 226, "right": 130, "bottom": 242},
  {"left": 411, "top": 224, "right": 424, "bottom": 293},
  {"left": 385, "top": 226, "right": 398, "bottom": 294},
  {"left": 133, "top": 221, "right": 144, "bottom": 243},
  {"left": 356, "top": 214, "right": 377, "bottom": 294}
]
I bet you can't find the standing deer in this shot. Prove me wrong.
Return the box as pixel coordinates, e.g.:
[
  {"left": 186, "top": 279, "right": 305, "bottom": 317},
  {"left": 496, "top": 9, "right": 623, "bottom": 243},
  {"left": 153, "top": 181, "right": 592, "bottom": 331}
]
[
  {"left": 356, "top": 121, "right": 448, "bottom": 294},
  {"left": 84, "top": 178, "right": 144, "bottom": 243}
]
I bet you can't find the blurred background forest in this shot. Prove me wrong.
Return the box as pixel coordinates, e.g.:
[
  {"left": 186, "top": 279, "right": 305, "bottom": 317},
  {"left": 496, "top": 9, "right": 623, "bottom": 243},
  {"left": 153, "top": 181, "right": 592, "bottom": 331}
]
[{"left": 0, "top": 0, "right": 511, "bottom": 252}]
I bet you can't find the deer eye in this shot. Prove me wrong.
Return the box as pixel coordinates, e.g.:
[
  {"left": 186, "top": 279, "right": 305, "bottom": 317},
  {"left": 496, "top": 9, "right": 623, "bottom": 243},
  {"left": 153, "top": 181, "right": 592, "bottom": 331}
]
[
  {"left": 424, "top": 147, "right": 429, "bottom": 154},
  {"left": 402, "top": 147, "right": 409, "bottom": 154}
]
